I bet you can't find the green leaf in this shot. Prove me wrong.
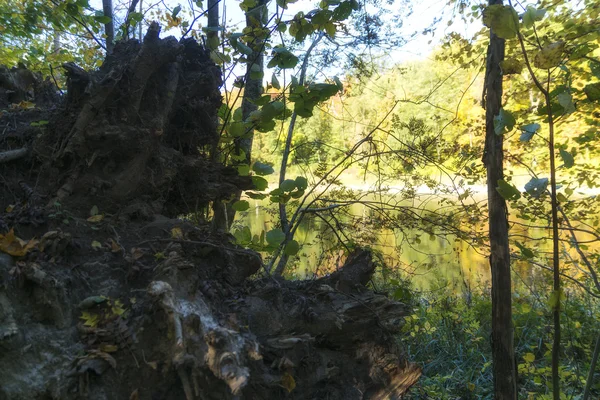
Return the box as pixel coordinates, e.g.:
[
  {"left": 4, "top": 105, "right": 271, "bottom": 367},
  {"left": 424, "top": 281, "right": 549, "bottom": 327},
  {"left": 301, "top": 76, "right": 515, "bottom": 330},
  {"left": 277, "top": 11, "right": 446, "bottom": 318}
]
[
  {"left": 232, "top": 200, "right": 250, "bottom": 212},
  {"left": 557, "top": 91, "right": 575, "bottom": 113},
  {"left": 523, "top": 352, "right": 536, "bottom": 363},
  {"left": 284, "top": 239, "right": 300, "bottom": 256},
  {"left": 172, "top": 5, "right": 181, "bottom": 18},
  {"left": 246, "top": 192, "right": 267, "bottom": 200},
  {"left": 252, "top": 161, "right": 275, "bottom": 175},
  {"left": 252, "top": 176, "right": 269, "bottom": 191},
  {"left": 496, "top": 179, "right": 521, "bottom": 201},
  {"left": 500, "top": 58, "right": 522, "bottom": 75},
  {"left": 295, "top": 176, "right": 308, "bottom": 190},
  {"left": 584, "top": 83, "right": 600, "bottom": 102},
  {"left": 280, "top": 179, "right": 297, "bottom": 192},
  {"left": 231, "top": 149, "right": 246, "bottom": 162},
  {"left": 266, "top": 229, "right": 286, "bottom": 245},
  {"left": 534, "top": 41, "right": 565, "bottom": 69},
  {"left": 559, "top": 149, "right": 574, "bottom": 168},
  {"left": 515, "top": 242, "right": 534, "bottom": 258},
  {"left": 129, "top": 12, "right": 143, "bottom": 22},
  {"left": 521, "top": 6, "right": 545, "bottom": 29},
  {"left": 547, "top": 289, "right": 565, "bottom": 310},
  {"left": 268, "top": 47, "right": 299, "bottom": 69},
  {"left": 94, "top": 15, "right": 112, "bottom": 24},
  {"left": 238, "top": 165, "right": 250, "bottom": 176},
  {"left": 494, "top": 108, "right": 516, "bottom": 135},
  {"left": 229, "top": 121, "right": 246, "bottom": 137},
  {"left": 90, "top": 205, "right": 99, "bottom": 216},
  {"left": 261, "top": 101, "right": 285, "bottom": 120},
  {"left": 524, "top": 177, "right": 548, "bottom": 198},
  {"left": 237, "top": 42, "right": 253, "bottom": 56},
  {"left": 482, "top": 5, "right": 519, "bottom": 39},
  {"left": 519, "top": 123, "right": 540, "bottom": 142},
  {"left": 271, "top": 74, "right": 281, "bottom": 90},
  {"left": 290, "top": 189, "right": 305, "bottom": 199},
  {"left": 332, "top": 1, "right": 353, "bottom": 21}
]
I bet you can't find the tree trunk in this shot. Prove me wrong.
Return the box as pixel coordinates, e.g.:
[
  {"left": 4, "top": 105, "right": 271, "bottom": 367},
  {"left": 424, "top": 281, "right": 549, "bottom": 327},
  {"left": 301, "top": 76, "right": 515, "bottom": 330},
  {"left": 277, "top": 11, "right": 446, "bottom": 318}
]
[
  {"left": 103, "top": 0, "right": 115, "bottom": 54},
  {"left": 482, "top": 0, "right": 518, "bottom": 398}
]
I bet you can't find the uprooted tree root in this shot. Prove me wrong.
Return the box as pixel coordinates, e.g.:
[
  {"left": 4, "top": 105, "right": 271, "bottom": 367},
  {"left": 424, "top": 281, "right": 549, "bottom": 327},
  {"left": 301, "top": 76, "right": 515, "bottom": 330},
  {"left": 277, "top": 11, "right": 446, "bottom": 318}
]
[{"left": 0, "top": 24, "right": 420, "bottom": 400}]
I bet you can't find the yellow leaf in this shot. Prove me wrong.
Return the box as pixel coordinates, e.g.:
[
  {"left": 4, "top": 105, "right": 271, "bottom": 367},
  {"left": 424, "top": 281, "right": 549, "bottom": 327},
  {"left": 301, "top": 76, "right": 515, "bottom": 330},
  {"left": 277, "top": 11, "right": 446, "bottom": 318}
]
[
  {"left": 146, "top": 361, "right": 158, "bottom": 370},
  {"left": 91, "top": 240, "right": 103, "bottom": 250},
  {"left": 523, "top": 353, "right": 535, "bottom": 363},
  {"left": 87, "top": 214, "right": 104, "bottom": 223},
  {"left": 80, "top": 311, "right": 100, "bottom": 327},
  {"left": 11, "top": 101, "right": 35, "bottom": 109},
  {"left": 467, "top": 382, "right": 475, "bottom": 391},
  {"left": 5, "top": 204, "right": 15, "bottom": 212},
  {"left": 171, "top": 227, "right": 184, "bottom": 239},
  {"left": 281, "top": 372, "right": 296, "bottom": 393},
  {"left": 0, "top": 229, "right": 38, "bottom": 256},
  {"left": 101, "top": 344, "right": 119, "bottom": 353}
]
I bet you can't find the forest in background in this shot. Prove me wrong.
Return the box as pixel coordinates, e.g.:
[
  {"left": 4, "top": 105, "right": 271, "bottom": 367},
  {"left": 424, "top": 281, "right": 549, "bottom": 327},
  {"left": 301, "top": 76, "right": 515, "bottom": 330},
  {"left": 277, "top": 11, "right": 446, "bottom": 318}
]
[{"left": 0, "top": 0, "right": 599, "bottom": 398}]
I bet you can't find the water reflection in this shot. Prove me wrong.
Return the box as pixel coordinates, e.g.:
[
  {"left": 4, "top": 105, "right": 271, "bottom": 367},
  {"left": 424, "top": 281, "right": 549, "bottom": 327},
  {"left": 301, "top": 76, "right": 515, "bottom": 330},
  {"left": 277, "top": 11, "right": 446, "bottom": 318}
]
[{"left": 233, "top": 197, "right": 494, "bottom": 290}]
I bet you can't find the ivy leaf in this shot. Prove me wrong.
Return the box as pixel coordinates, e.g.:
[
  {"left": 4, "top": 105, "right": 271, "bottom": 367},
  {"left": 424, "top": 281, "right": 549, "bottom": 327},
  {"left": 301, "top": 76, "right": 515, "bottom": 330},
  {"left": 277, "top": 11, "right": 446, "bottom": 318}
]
[
  {"left": 284, "top": 239, "right": 300, "bottom": 256},
  {"left": 534, "top": 41, "right": 565, "bottom": 69},
  {"left": 252, "top": 161, "right": 275, "bottom": 175},
  {"left": 482, "top": 5, "right": 519, "bottom": 39},
  {"left": 519, "top": 123, "right": 540, "bottom": 142},
  {"left": 232, "top": 200, "right": 250, "bottom": 212},
  {"left": 521, "top": 6, "right": 545, "bottom": 29},
  {"left": 559, "top": 149, "right": 574, "bottom": 168},
  {"left": 524, "top": 177, "right": 548, "bottom": 198},
  {"left": 494, "top": 108, "right": 516, "bottom": 135},
  {"left": 496, "top": 179, "right": 521, "bottom": 201},
  {"left": 265, "top": 229, "right": 286, "bottom": 245}
]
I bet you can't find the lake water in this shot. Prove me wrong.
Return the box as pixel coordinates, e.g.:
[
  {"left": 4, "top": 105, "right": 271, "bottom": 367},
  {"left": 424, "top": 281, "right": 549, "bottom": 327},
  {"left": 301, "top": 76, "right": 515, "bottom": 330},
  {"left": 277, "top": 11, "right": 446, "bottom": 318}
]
[
  {"left": 231, "top": 188, "right": 595, "bottom": 294},
  {"left": 232, "top": 195, "right": 502, "bottom": 291}
]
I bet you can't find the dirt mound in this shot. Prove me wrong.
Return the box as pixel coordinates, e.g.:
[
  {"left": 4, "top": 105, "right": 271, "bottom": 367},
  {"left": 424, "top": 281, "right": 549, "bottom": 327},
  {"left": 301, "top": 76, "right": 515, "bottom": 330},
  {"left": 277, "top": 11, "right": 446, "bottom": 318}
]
[{"left": 0, "top": 24, "right": 420, "bottom": 400}]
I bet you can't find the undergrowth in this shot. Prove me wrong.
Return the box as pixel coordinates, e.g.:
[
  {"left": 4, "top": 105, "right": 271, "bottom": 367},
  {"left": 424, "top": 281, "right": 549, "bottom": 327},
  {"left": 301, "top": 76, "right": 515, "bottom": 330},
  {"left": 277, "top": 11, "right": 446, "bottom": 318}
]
[{"left": 386, "top": 276, "right": 600, "bottom": 399}]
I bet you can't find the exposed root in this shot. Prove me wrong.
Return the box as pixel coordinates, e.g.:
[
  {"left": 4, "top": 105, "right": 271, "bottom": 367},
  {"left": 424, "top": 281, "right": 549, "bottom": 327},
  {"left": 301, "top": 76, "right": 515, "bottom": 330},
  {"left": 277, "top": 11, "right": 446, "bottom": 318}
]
[{"left": 0, "top": 148, "right": 28, "bottom": 163}]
